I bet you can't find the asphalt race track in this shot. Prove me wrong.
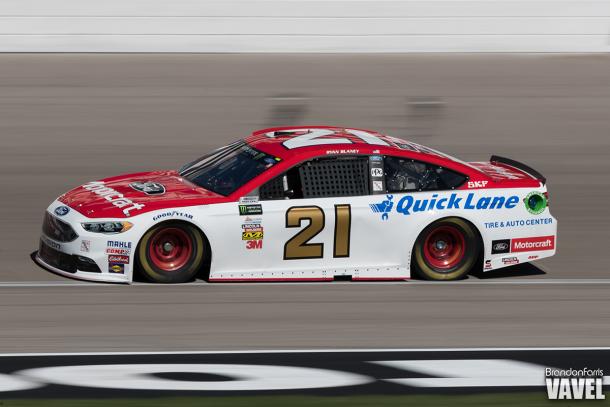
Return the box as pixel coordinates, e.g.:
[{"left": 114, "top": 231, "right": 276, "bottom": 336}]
[
  {"left": 1, "top": 348, "right": 609, "bottom": 398},
  {"left": 0, "top": 54, "right": 609, "bottom": 354}
]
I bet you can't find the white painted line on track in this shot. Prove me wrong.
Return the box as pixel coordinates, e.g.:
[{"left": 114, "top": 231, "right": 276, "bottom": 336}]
[
  {"left": 2, "top": 347, "right": 610, "bottom": 357},
  {"left": 3, "top": 279, "right": 610, "bottom": 288}
]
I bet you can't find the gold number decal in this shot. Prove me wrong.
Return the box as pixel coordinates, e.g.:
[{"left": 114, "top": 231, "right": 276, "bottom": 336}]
[
  {"left": 333, "top": 204, "right": 351, "bottom": 258},
  {"left": 284, "top": 205, "right": 352, "bottom": 260},
  {"left": 284, "top": 206, "right": 325, "bottom": 260}
]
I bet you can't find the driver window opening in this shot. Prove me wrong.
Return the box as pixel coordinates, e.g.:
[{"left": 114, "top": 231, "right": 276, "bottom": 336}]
[
  {"left": 259, "top": 156, "right": 369, "bottom": 200},
  {"left": 384, "top": 156, "right": 466, "bottom": 192}
]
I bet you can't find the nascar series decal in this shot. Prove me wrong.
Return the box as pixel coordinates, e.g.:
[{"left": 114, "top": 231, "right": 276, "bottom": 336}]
[{"left": 83, "top": 181, "right": 144, "bottom": 216}]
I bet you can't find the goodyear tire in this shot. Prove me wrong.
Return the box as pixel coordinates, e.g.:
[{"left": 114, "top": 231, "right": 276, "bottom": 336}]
[
  {"left": 412, "top": 217, "right": 480, "bottom": 281},
  {"left": 137, "top": 221, "right": 205, "bottom": 283}
]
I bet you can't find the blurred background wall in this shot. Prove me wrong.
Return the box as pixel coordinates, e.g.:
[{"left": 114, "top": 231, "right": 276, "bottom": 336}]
[{"left": 0, "top": 0, "right": 608, "bottom": 52}]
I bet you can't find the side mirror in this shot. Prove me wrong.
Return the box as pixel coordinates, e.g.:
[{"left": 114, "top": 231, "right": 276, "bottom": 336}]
[{"left": 284, "top": 189, "right": 295, "bottom": 199}]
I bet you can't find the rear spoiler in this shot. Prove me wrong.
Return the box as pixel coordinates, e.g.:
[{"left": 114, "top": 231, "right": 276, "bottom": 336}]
[{"left": 490, "top": 155, "right": 546, "bottom": 185}]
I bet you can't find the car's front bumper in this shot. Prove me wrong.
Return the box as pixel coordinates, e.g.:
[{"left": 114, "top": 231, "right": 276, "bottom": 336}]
[{"left": 35, "top": 200, "right": 136, "bottom": 283}]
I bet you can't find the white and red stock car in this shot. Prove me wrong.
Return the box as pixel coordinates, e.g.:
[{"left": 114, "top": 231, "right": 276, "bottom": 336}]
[{"left": 36, "top": 126, "right": 556, "bottom": 283}]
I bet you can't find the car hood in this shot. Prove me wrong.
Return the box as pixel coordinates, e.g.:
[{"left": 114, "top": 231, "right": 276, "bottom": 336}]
[{"left": 59, "top": 170, "right": 226, "bottom": 218}]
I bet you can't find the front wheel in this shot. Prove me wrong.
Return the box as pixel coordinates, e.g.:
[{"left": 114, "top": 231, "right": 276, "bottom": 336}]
[
  {"left": 412, "top": 217, "right": 480, "bottom": 281},
  {"left": 137, "top": 221, "right": 205, "bottom": 283}
]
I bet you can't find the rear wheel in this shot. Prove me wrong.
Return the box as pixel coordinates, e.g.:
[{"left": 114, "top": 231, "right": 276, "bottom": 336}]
[
  {"left": 137, "top": 221, "right": 205, "bottom": 283},
  {"left": 412, "top": 217, "right": 480, "bottom": 281}
]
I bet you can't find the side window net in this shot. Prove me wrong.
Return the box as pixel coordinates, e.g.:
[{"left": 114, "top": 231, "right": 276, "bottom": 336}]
[
  {"left": 385, "top": 156, "right": 466, "bottom": 192},
  {"left": 299, "top": 158, "right": 369, "bottom": 198},
  {"left": 259, "top": 174, "right": 285, "bottom": 200}
]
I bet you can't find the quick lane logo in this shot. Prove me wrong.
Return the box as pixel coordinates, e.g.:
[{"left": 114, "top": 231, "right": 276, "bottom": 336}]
[
  {"left": 396, "top": 193, "right": 519, "bottom": 215},
  {"left": 370, "top": 195, "right": 394, "bottom": 220},
  {"left": 83, "top": 181, "right": 144, "bottom": 216},
  {"left": 546, "top": 368, "right": 605, "bottom": 400}
]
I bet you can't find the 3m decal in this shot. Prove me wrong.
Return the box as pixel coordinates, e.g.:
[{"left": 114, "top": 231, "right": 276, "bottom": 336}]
[
  {"left": 370, "top": 195, "right": 394, "bottom": 220},
  {"left": 82, "top": 181, "right": 144, "bottom": 216},
  {"left": 239, "top": 204, "right": 263, "bottom": 216},
  {"left": 246, "top": 240, "right": 263, "bottom": 250},
  {"left": 511, "top": 236, "right": 555, "bottom": 253}
]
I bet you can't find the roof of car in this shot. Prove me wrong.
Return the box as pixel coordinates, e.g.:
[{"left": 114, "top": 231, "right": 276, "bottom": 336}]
[{"left": 246, "top": 126, "right": 468, "bottom": 168}]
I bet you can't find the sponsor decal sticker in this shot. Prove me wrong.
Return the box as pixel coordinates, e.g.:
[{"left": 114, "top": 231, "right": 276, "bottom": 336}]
[
  {"left": 467, "top": 180, "right": 489, "bottom": 189},
  {"left": 54, "top": 206, "right": 70, "bottom": 216},
  {"left": 108, "top": 255, "right": 129, "bottom": 264},
  {"left": 511, "top": 236, "right": 555, "bottom": 253},
  {"left": 80, "top": 240, "right": 91, "bottom": 253},
  {"left": 524, "top": 191, "right": 548, "bottom": 215},
  {"left": 152, "top": 210, "right": 194, "bottom": 222},
  {"left": 501, "top": 256, "right": 519, "bottom": 265},
  {"left": 239, "top": 196, "right": 260, "bottom": 204},
  {"left": 129, "top": 181, "right": 165, "bottom": 195},
  {"left": 491, "top": 239, "right": 510, "bottom": 254},
  {"left": 83, "top": 181, "right": 144, "bottom": 216},
  {"left": 370, "top": 168, "right": 384, "bottom": 177},
  {"left": 246, "top": 240, "right": 263, "bottom": 250},
  {"left": 370, "top": 195, "right": 394, "bottom": 220},
  {"left": 108, "top": 263, "right": 125, "bottom": 274},
  {"left": 372, "top": 181, "right": 384, "bottom": 192},
  {"left": 484, "top": 260, "right": 493, "bottom": 270},
  {"left": 546, "top": 367, "right": 605, "bottom": 400},
  {"left": 106, "top": 240, "right": 132, "bottom": 255},
  {"left": 242, "top": 231, "right": 264, "bottom": 241},
  {"left": 395, "top": 193, "right": 519, "bottom": 216},
  {"left": 239, "top": 204, "right": 263, "bottom": 216}
]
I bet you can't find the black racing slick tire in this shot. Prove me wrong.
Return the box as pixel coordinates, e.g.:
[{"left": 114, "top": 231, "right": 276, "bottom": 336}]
[
  {"left": 137, "top": 221, "right": 205, "bottom": 283},
  {"left": 412, "top": 217, "right": 480, "bottom": 281}
]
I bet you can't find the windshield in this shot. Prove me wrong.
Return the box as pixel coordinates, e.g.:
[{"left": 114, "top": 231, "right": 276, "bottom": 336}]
[{"left": 180, "top": 143, "right": 280, "bottom": 196}]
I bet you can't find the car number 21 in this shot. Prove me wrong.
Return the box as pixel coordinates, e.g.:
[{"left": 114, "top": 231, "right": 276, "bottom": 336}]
[{"left": 283, "top": 205, "right": 351, "bottom": 260}]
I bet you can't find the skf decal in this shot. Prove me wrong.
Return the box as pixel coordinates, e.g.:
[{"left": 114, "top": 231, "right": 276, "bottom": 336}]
[
  {"left": 467, "top": 180, "right": 489, "bottom": 189},
  {"left": 82, "top": 181, "right": 144, "bottom": 216}
]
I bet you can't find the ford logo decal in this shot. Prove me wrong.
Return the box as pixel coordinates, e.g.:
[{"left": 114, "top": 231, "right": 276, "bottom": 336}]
[
  {"left": 493, "top": 242, "right": 508, "bottom": 251},
  {"left": 54, "top": 206, "right": 70, "bottom": 216}
]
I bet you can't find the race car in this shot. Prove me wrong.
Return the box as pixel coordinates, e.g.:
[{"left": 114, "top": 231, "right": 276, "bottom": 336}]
[{"left": 35, "top": 126, "right": 556, "bottom": 283}]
